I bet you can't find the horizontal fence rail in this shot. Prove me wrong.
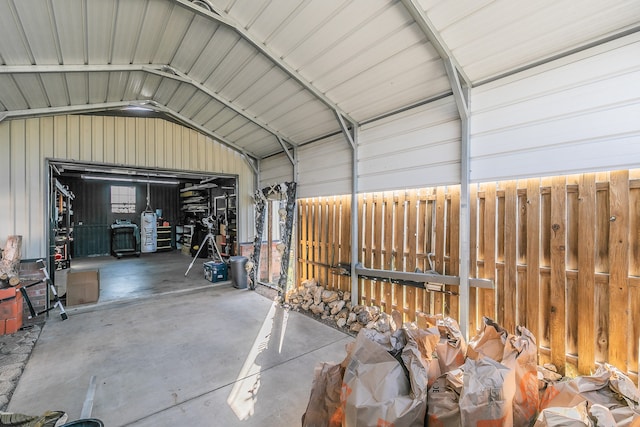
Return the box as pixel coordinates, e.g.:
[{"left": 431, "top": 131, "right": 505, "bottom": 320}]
[{"left": 296, "top": 169, "right": 640, "bottom": 382}]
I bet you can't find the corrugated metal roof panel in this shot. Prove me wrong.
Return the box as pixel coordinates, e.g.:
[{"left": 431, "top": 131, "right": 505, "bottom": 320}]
[
  {"left": 86, "top": 1, "right": 115, "bottom": 65},
  {"left": 132, "top": 1, "right": 174, "bottom": 64},
  {"left": 419, "top": 0, "right": 640, "bottom": 82},
  {"left": 65, "top": 73, "right": 88, "bottom": 105},
  {"left": 0, "top": 2, "right": 31, "bottom": 65},
  {"left": 13, "top": 74, "right": 48, "bottom": 109},
  {"left": 111, "top": 1, "right": 148, "bottom": 65},
  {"left": 41, "top": 74, "right": 70, "bottom": 107},
  {"left": 51, "top": 0, "right": 85, "bottom": 64},
  {"left": 0, "top": 75, "right": 28, "bottom": 110},
  {"left": 171, "top": 15, "right": 219, "bottom": 72},
  {"left": 13, "top": 0, "right": 59, "bottom": 65}
]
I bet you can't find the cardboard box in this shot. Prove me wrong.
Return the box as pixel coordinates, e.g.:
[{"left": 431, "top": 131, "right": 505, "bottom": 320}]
[
  {"left": 203, "top": 261, "right": 228, "bottom": 283},
  {"left": 66, "top": 270, "right": 100, "bottom": 306},
  {"left": 215, "top": 235, "right": 226, "bottom": 246}
]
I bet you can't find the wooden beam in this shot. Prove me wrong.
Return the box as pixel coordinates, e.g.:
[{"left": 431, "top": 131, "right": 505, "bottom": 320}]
[{"left": 550, "top": 176, "right": 567, "bottom": 375}]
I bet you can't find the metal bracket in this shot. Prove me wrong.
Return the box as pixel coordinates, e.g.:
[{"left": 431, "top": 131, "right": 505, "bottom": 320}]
[{"left": 353, "top": 263, "right": 494, "bottom": 289}]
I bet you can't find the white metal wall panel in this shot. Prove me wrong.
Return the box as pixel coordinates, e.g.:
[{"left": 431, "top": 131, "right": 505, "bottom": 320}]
[
  {"left": 470, "top": 33, "right": 640, "bottom": 182},
  {"left": 0, "top": 115, "right": 255, "bottom": 259},
  {"left": 358, "top": 97, "right": 461, "bottom": 192},
  {"left": 297, "top": 134, "right": 352, "bottom": 198},
  {"left": 259, "top": 153, "right": 294, "bottom": 189}
]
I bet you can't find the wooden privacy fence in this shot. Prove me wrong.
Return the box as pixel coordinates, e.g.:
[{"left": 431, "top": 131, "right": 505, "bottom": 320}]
[{"left": 297, "top": 169, "right": 640, "bottom": 381}]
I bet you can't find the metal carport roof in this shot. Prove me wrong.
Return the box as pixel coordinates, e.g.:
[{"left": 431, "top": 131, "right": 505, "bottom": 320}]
[{"left": 0, "top": 0, "right": 638, "bottom": 161}]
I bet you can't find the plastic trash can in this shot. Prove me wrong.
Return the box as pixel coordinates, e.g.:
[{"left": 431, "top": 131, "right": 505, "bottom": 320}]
[{"left": 229, "top": 256, "right": 248, "bottom": 289}]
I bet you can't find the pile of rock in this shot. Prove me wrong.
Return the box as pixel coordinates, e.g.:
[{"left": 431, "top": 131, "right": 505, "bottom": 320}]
[{"left": 286, "top": 278, "right": 394, "bottom": 334}]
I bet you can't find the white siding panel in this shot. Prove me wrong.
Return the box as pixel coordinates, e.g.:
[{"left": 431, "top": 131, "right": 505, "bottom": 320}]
[
  {"left": 470, "top": 33, "right": 640, "bottom": 181},
  {"left": 359, "top": 98, "right": 461, "bottom": 192},
  {"left": 298, "top": 135, "right": 352, "bottom": 198},
  {"left": 0, "top": 116, "right": 254, "bottom": 258},
  {"left": 260, "top": 153, "right": 293, "bottom": 188}
]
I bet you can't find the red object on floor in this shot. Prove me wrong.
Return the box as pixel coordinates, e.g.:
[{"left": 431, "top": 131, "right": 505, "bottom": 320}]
[{"left": 0, "top": 286, "right": 23, "bottom": 335}]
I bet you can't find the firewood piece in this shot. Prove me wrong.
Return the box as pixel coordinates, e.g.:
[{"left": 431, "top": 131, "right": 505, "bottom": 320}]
[{"left": 0, "top": 235, "right": 22, "bottom": 287}]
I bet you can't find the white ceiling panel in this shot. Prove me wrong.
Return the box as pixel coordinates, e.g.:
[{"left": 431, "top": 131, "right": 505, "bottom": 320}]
[
  {"left": 153, "top": 79, "right": 182, "bottom": 106},
  {"left": 41, "top": 74, "right": 70, "bottom": 107},
  {"left": 171, "top": 15, "right": 219, "bottom": 72},
  {"left": 122, "top": 71, "right": 148, "bottom": 101},
  {"left": 203, "top": 40, "right": 256, "bottom": 91},
  {"left": 204, "top": 107, "right": 239, "bottom": 132},
  {"left": 51, "top": 0, "right": 85, "bottom": 64},
  {"left": 88, "top": 72, "right": 110, "bottom": 104},
  {"left": 0, "top": 2, "right": 31, "bottom": 65},
  {"left": 86, "top": 1, "right": 116, "bottom": 65},
  {"left": 133, "top": 1, "right": 174, "bottom": 64},
  {"left": 13, "top": 74, "right": 49, "bottom": 109},
  {"left": 151, "top": 4, "right": 194, "bottom": 65},
  {"left": 187, "top": 27, "right": 239, "bottom": 84},
  {"left": 65, "top": 73, "right": 88, "bottom": 105},
  {"left": 232, "top": 67, "right": 287, "bottom": 110},
  {"left": 419, "top": 0, "right": 640, "bottom": 82},
  {"left": 165, "top": 83, "right": 199, "bottom": 113},
  {"left": 191, "top": 101, "right": 225, "bottom": 125},
  {"left": 106, "top": 72, "right": 130, "bottom": 102},
  {"left": 0, "top": 75, "right": 29, "bottom": 110},
  {"left": 222, "top": 54, "right": 273, "bottom": 101},
  {"left": 13, "top": 0, "right": 59, "bottom": 65},
  {"left": 179, "top": 91, "right": 213, "bottom": 119},
  {"left": 216, "top": 115, "right": 251, "bottom": 138},
  {"left": 111, "top": 1, "right": 148, "bottom": 65}
]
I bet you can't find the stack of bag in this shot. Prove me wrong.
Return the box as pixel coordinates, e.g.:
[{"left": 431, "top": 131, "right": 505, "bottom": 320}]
[{"left": 302, "top": 313, "right": 640, "bottom": 427}]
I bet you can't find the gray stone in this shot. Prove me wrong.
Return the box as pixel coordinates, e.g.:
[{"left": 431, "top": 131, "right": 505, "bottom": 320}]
[
  {"left": 0, "top": 381, "right": 14, "bottom": 395},
  {"left": 350, "top": 322, "right": 363, "bottom": 333},
  {"left": 0, "top": 395, "right": 8, "bottom": 411},
  {"left": 330, "top": 300, "right": 345, "bottom": 315},
  {"left": 0, "top": 367, "right": 22, "bottom": 382},
  {"left": 347, "top": 312, "right": 357, "bottom": 325},
  {"left": 321, "top": 290, "right": 339, "bottom": 303},
  {"left": 0, "top": 354, "right": 28, "bottom": 365},
  {"left": 313, "top": 286, "right": 323, "bottom": 305},
  {"left": 336, "top": 318, "right": 347, "bottom": 328}
]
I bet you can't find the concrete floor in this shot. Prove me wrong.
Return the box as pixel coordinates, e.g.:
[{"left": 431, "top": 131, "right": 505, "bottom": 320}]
[{"left": 8, "top": 252, "right": 352, "bottom": 426}]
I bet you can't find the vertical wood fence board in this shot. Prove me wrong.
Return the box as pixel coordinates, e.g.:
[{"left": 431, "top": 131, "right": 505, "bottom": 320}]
[
  {"left": 504, "top": 181, "right": 517, "bottom": 333},
  {"left": 373, "top": 194, "right": 384, "bottom": 308},
  {"left": 299, "top": 200, "right": 308, "bottom": 281},
  {"left": 394, "top": 192, "right": 407, "bottom": 319},
  {"left": 550, "top": 175, "right": 567, "bottom": 375},
  {"left": 469, "top": 186, "right": 479, "bottom": 334},
  {"left": 434, "top": 187, "right": 446, "bottom": 314},
  {"left": 608, "top": 170, "right": 629, "bottom": 370},
  {"left": 326, "top": 198, "right": 336, "bottom": 289},
  {"left": 630, "top": 187, "right": 640, "bottom": 378},
  {"left": 483, "top": 184, "right": 497, "bottom": 320},
  {"left": 364, "top": 196, "right": 374, "bottom": 305},
  {"left": 517, "top": 186, "right": 528, "bottom": 327},
  {"left": 540, "top": 186, "right": 552, "bottom": 348},
  {"left": 596, "top": 187, "right": 610, "bottom": 273},
  {"left": 578, "top": 173, "right": 596, "bottom": 375},
  {"left": 449, "top": 186, "right": 460, "bottom": 319},
  {"left": 416, "top": 189, "right": 428, "bottom": 314},
  {"left": 311, "top": 198, "right": 327, "bottom": 286},
  {"left": 340, "top": 195, "right": 352, "bottom": 292},
  {"left": 595, "top": 278, "right": 610, "bottom": 363},
  {"left": 383, "top": 192, "right": 395, "bottom": 311},
  {"left": 407, "top": 190, "right": 418, "bottom": 320},
  {"left": 496, "top": 189, "right": 506, "bottom": 326},
  {"left": 358, "top": 194, "right": 365, "bottom": 304},
  {"left": 321, "top": 198, "right": 329, "bottom": 287}
]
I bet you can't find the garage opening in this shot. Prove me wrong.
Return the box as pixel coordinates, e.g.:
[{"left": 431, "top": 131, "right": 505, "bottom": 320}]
[{"left": 48, "top": 160, "right": 239, "bottom": 304}]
